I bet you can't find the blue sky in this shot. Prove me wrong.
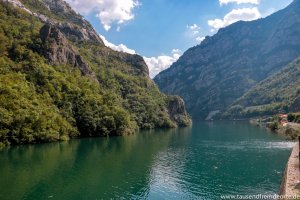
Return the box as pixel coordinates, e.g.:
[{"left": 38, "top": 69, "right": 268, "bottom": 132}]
[{"left": 66, "top": 0, "right": 293, "bottom": 77}]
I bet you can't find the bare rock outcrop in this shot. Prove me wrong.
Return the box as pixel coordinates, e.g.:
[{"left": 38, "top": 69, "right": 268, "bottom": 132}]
[
  {"left": 39, "top": 24, "right": 97, "bottom": 80},
  {"left": 2, "top": 0, "right": 104, "bottom": 45},
  {"left": 167, "top": 96, "right": 192, "bottom": 127},
  {"left": 39, "top": 0, "right": 104, "bottom": 44}
]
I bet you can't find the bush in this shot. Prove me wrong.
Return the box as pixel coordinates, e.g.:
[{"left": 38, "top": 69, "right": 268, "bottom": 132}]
[{"left": 268, "top": 121, "right": 279, "bottom": 131}]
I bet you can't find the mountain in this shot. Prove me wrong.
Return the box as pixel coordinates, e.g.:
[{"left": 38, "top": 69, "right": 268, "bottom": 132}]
[
  {"left": 154, "top": 0, "right": 300, "bottom": 120},
  {"left": 0, "top": 0, "right": 191, "bottom": 148},
  {"left": 225, "top": 56, "right": 300, "bottom": 118}
]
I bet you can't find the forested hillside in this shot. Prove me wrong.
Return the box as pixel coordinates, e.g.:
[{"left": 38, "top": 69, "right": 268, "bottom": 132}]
[{"left": 0, "top": 1, "right": 191, "bottom": 148}]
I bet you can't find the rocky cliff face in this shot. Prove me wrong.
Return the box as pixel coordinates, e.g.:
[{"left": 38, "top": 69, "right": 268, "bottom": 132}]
[
  {"left": 95, "top": 49, "right": 150, "bottom": 77},
  {"left": 39, "top": 0, "right": 104, "bottom": 44},
  {"left": 155, "top": 0, "right": 300, "bottom": 119},
  {"left": 6, "top": 0, "right": 104, "bottom": 44},
  {"left": 167, "top": 96, "right": 192, "bottom": 126},
  {"left": 39, "top": 24, "right": 97, "bottom": 80}
]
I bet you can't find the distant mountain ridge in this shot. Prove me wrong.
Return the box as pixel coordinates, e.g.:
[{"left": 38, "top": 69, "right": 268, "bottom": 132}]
[{"left": 155, "top": 0, "right": 300, "bottom": 119}]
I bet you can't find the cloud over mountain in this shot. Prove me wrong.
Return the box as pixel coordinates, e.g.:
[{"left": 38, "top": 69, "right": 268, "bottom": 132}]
[
  {"left": 66, "top": 0, "right": 139, "bottom": 31},
  {"left": 99, "top": 35, "right": 180, "bottom": 78},
  {"left": 100, "top": 35, "right": 136, "bottom": 54},
  {"left": 208, "top": 7, "right": 261, "bottom": 30},
  {"left": 144, "top": 50, "right": 182, "bottom": 78}
]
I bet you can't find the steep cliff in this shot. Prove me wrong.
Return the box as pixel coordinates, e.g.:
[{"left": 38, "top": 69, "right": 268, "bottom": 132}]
[
  {"left": 22, "top": 0, "right": 104, "bottom": 44},
  {"left": 155, "top": 0, "right": 300, "bottom": 119},
  {"left": 39, "top": 24, "right": 96, "bottom": 79},
  {"left": 167, "top": 96, "right": 192, "bottom": 126}
]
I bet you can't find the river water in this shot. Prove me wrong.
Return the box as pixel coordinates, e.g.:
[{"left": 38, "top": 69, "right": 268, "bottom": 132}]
[{"left": 0, "top": 122, "right": 294, "bottom": 200}]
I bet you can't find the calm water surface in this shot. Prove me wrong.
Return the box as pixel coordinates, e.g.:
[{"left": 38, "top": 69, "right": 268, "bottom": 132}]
[{"left": 0, "top": 122, "right": 294, "bottom": 200}]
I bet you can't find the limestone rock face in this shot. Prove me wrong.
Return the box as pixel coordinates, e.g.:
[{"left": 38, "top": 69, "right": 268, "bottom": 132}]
[
  {"left": 40, "top": 24, "right": 96, "bottom": 79},
  {"left": 5, "top": 0, "right": 104, "bottom": 44},
  {"left": 167, "top": 96, "right": 192, "bottom": 127},
  {"left": 114, "top": 53, "right": 150, "bottom": 77},
  {"left": 40, "top": 0, "right": 104, "bottom": 44}
]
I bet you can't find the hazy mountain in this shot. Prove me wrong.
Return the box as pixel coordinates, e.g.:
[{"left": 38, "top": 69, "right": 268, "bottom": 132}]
[{"left": 155, "top": 0, "right": 300, "bottom": 119}]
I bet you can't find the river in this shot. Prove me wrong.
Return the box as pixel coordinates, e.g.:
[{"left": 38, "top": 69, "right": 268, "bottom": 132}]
[{"left": 0, "top": 122, "right": 295, "bottom": 199}]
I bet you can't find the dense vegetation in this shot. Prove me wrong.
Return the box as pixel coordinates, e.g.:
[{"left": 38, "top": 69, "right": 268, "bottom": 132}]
[
  {"left": 0, "top": 2, "right": 191, "bottom": 148},
  {"left": 288, "top": 113, "right": 300, "bottom": 123}
]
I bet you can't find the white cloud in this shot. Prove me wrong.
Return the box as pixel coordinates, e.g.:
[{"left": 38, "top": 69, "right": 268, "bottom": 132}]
[
  {"left": 172, "top": 49, "right": 182, "bottom": 54},
  {"left": 144, "top": 50, "right": 182, "bottom": 78},
  {"left": 100, "top": 35, "right": 136, "bottom": 54},
  {"left": 208, "top": 7, "right": 261, "bottom": 31},
  {"left": 196, "top": 36, "right": 205, "bottom": 43},
  {"left": 186, "top": 24, "right": 205, "bottom": 44},
  {"left": 99, "top": 35, "right": 180, "bottom": 78},
  {"left": 187, "top": 24, "right": 200, "bottom": 35},
  {"left": 66, "top": 0, "right": 139, "bottom": 31},
  {"left": 219, "top": 0, "right": 260, "bottom": 5}
]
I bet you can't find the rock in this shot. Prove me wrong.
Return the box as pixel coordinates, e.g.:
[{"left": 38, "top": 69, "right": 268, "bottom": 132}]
[
  {"left": 167, "top": 96, "right": 192, "bottom": 127},
  {"left": 41, "top": 0, "right": 104, "bottom": 45},
  {"left": 39, "top": 24, "right": 97, "bottom": 80},
  {"left": 95, "top": 48, "right": 150, "bottom": 77},
  {"left": 117, "top": 53, "right": 149, "bottom": 77},
  {"left": 2, "top": 0, "right": 104, "bottom": 44},
  {"left": 39, "top": 0, "right": 104, "bottom": 44},
  {"left": 4, "top": 0, "right": 32, "bottom": 13}
]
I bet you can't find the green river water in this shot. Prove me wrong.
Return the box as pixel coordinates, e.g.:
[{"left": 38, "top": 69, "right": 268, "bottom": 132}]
[{"left": 0, "top": 122, "right": 294, "bottom": 200}]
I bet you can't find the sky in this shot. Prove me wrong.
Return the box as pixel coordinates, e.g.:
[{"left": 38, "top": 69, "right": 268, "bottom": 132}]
[{"left": 65, "top": 0, "right": 293, "bottom": 78}]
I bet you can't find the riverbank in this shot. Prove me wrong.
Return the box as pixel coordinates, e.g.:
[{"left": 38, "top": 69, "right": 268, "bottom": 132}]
[
  {"left": 279, "top": 142, "right": 300, "bottom": 198},
  {"left": 250, "top": 118, "right": 300, "bottom": 140},
  {"left": 277, "top": 123, "right": 300, "bottom": 140},
  {"left": 250, "top": 117, "right": 300, "bottom": 198}
]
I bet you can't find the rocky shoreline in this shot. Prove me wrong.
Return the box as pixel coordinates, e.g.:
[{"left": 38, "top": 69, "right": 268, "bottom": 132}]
[
  {"left": 279, "top": 142, "right": 300, "bottom": 198},
  {"left": 250, "top": 116, "right": 300, "bottom": 198}
]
